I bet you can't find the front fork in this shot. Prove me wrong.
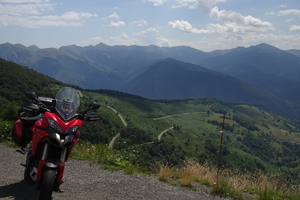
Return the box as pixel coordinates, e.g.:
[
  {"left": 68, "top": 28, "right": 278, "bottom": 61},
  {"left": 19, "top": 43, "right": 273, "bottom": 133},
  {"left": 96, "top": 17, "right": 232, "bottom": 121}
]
[{"left": 36, "top": 143, "right": 67, "bottom": 189}]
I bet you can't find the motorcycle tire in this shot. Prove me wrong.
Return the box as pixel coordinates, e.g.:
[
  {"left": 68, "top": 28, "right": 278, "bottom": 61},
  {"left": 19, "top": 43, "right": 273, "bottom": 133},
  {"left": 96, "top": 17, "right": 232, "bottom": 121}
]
[
  {"left": 24, "top": 151, "right": 35, "bottom": 184},
  {"left": 39, "top": 167, "right": 57, "bottom": 200}
]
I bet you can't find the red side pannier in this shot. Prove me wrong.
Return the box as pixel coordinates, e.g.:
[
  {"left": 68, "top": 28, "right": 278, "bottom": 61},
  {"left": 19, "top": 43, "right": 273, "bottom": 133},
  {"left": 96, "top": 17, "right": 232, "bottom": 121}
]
[
  {"left": 11, "top": 104, "right": 42, "bottom": 147},
  {"left": 12, "top": 119, "right": 27, "bottom": 147}
]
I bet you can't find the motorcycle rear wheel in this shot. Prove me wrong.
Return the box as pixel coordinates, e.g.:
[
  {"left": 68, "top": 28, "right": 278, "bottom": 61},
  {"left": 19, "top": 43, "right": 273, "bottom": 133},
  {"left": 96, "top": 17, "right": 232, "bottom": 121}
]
[{"left": 39, "top": 167, "right": 57, "bottom": 200}]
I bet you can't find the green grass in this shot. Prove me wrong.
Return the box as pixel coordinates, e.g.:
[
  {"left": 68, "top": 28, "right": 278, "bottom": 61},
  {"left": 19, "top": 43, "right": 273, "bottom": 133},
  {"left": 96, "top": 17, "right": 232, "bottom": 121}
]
[
  {"left": 195, "top": 177, "right": 210, "bottom": 186},
  {"left": 157, "top": 161, "right": 300, "bottom": 200},
  {"left": 70, "top": 140, "right": 142, "bottom": 174},
  {"left": 211, "top": 178, "right": 244, "bottom": 199}
]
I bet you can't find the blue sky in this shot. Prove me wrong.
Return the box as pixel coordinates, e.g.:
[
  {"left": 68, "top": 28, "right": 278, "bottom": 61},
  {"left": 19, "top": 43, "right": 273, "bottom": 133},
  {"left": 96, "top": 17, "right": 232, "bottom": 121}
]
[{"left": 0, "top": 0, "right": 299, "bottom": 51}]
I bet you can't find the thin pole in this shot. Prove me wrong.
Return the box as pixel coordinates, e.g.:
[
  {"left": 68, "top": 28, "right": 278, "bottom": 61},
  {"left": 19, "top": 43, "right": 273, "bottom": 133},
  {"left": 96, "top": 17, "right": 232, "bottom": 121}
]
[{"left": 216, "top": 113, "right": 226, "bottom": 188}]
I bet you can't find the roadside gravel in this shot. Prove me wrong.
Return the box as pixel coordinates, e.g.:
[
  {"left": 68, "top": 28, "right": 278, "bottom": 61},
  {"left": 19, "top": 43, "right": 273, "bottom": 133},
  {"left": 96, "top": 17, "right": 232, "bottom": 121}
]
[{"left": 0, "top": 144, "right": 232, "bottom": 200}]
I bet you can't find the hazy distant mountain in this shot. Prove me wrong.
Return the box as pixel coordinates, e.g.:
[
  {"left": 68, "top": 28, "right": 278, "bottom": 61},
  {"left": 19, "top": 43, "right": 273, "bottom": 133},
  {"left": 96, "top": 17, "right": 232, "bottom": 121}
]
[
  {"left": 28, "top": 45, "right": 40, "bottom": 51},
  {"left": 286, "top": 49, "right": 300, "bottom": 58},
  {"left": 123, "top": 58, "right": 289, "bottom": 116},
  {"left": 59, "top": 43, "right": 211, "bottom": 69},
  {"left": 31, "top": 55, "right": 123, "bottom": 89},
  {"left": 0, "top": 43, "right": 35, "bottom": 66},
  {"left": 198, "top": 43, "right": 300, "bottom": 102},
  {"left": 0, "top": 42, "right": 212, "bottom": 89},
  {"left": 0, "top": 42, "right": 123, "bottom": 89}
]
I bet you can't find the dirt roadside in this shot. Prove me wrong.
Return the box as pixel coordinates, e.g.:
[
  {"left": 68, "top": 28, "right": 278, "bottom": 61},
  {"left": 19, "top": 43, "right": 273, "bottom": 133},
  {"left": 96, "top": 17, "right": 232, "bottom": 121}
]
[{"left": 0, "top": 144, "right": 231, "bottom": 200}]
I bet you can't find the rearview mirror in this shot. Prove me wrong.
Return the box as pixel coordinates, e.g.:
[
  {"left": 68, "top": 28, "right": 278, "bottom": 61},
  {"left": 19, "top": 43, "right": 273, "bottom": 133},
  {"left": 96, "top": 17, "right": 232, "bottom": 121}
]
[
  {"left": 25, "top": 92, "right": 38, "bottom": 101},
  {"left": 80, "top": 102, "right": 101, "bottom": 115},
  {"left": 89, "top": 102, "right": 100, "bottom": 110}
]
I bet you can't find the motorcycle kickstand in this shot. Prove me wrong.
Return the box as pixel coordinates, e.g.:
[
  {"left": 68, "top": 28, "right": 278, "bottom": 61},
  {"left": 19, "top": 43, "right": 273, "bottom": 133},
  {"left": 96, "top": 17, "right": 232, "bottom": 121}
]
[
  {"left": 16, "top": 148, "right": 26, "bottom": 155},
  {"left": 54, "top": 181, "right": 64, "bottom": 193}
]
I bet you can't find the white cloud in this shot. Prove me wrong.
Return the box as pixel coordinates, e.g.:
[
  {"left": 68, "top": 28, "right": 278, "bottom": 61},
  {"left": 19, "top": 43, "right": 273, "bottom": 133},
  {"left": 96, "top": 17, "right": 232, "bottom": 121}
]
[
  {"left": 169, "top": 17, "right": 272, "bottom": 39},
  {"left": 32, "top": 12, "right": 96, "bottom": 21},
  {"left": 108, "top": 33, "right": 140, "bottom": 46},
  {"left": 265, "top": 12, "right": 275, "bottom": 16},
  {"left": 170, "top": 0, "right": 273, "bottom": 41},
  {"left": 0, "top": 1, "right": 96, "bottom": 27},
  {"left": 103, "top": 12, "right": 125, "bottom": 27},
  {"left": 133, "top": 20, "right": 148, "bottom": 27},
  {"left": 79, "top": 37, "right": 103, "bottom": 47},
  {"left": 172, "top": 0, "right": 196, "bottom": 8},
  {"left": 133, "top": 27, "right": 159, "bottom": 37},
  {"left": 169, "top": 20, "right": 211, "bottom": 33},
  {"left": 0, "top": 0, "right": 46, "bottom": 3},
  {"left": 190, "top": 0, "right": 227, "bottom": 14},
  {"left": 279, "top": 5, "right": 288, "bottom": 8},
  {"left": 0, "top": 14, "right": 88, "bottom": 28},
  {"left": 0, "top": 16, "right": 83, "bottom": 28},
  {"left": 278, "top": 9, "right": 300, "bottom": 16},
  {"left": 109, "top": 21, "right": 125, "bottom": 27},
  {"left": 80, "top": 35, "right": 139, "bottom": 47},
  {"left": 103, "top": 30, "right": 169, "bottom": 47},
  {"left": 155, "top": 35, "right": 170, "bottom": 46},
  {"left": 145, "top": 0, "right": 168, "bottom": 6},
  {"left": 290, "top": 25, "right": 300, "bottom": 31},
  {"left": 119, "top": 33, "right": 129, "bottom": 39},
  {"left": 0, "top": 11, "right": 96, "bottom": 27},
  {"left": 0, "top": 2, "right": 53, "bottom": 15},
  {"left": 104, "top": 12, "right": 120, "bottom": 20},
  {"left": 210, "top": 7, "right": 273, "bottom": 31}
]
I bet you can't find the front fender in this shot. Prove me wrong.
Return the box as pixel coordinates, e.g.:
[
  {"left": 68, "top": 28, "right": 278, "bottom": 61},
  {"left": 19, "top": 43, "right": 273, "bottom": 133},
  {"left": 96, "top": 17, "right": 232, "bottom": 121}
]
[
  {"left": 37, "top": 159, "right": 59, "bottom": 181},
  {"left": 37, "top": 158, "right": 66, "bottom": 182},
  {"left": 45, "top": 159, "right": 59, "bottom": 168}
]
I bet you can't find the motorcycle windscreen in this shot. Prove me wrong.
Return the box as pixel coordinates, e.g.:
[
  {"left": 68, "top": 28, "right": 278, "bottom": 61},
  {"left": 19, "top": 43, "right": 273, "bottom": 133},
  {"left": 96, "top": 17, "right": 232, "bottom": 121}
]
[{"left": 55, "top": 87, "right": 80, "bottom": 121}]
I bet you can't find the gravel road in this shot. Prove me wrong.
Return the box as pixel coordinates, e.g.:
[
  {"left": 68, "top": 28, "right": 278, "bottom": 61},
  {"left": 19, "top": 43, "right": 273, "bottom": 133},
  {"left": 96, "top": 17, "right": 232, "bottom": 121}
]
[{"left": 0, "top": 144, "right": 231, "bottom": 200}]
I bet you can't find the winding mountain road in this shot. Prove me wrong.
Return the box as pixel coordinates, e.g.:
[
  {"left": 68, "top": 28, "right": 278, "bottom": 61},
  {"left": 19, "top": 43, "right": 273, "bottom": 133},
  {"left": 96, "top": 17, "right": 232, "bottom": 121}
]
[
  {"left": 158, "top": 126, "right": 174, "bottom": 142},
  {"left": 153, "top": 112, "right": 205, "bottom": 120},
  {"left": 107, "top": 106, "right": 176, "bottom": 146},
  {"left": 107, "top": 106, "right": 127, "bottom": 127},
  {"left": 107, "top": 106, "right": 127, "bottom": 148}
]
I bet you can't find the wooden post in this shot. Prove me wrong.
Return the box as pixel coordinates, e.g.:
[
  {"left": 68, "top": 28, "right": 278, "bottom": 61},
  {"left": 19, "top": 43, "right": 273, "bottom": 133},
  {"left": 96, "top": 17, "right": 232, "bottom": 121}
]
[{"left": 216, "top": 113, "right": 226, "bottom": 188}]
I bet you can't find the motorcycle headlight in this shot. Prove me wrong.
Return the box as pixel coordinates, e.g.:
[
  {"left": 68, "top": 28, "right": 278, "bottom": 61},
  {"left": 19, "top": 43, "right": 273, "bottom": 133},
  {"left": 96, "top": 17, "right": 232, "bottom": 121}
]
[
  {"left": 66, "top": 125, "right": 80, "bottom": 133},
  {"left": 48, "top": 119, "right": 62, "bottom": 133}
]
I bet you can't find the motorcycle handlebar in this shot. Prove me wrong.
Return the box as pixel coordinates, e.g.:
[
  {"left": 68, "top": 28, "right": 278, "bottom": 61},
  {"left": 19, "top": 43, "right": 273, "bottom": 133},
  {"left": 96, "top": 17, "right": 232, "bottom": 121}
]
[{"left": 25, "top": 91, "right": 101, "bottom": 121}]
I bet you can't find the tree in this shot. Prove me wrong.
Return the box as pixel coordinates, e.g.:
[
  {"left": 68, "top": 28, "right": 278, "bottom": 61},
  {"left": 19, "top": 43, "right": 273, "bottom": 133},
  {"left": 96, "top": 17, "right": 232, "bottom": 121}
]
[{"left": 0, "top": 101, "right": 20, "bottom": 120}]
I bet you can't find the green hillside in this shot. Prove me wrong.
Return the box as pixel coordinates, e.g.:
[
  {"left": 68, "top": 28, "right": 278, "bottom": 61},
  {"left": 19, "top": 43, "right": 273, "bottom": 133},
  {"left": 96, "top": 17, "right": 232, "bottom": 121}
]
[
  {"left": 0, "top": 58, "right": 66, "bottom": 120},
  {"left": 84, "top": 89, "right": 300, "bottom": 182},
  {"left": 1, "top": 58, "right": 300, "bottom": 184},
  {"left": 0, "top": 58, "right": 64, "bottom": 101}
]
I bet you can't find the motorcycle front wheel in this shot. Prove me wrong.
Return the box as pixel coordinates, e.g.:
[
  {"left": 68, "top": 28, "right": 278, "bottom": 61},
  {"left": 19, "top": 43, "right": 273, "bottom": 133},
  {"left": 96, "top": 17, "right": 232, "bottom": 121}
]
[{"left": 39, "top": 167, "right": 57, "bottom": 200}]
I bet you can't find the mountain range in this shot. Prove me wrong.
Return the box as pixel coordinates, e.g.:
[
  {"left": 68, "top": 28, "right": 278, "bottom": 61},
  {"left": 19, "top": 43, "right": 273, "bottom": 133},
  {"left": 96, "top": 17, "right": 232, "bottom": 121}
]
[{"left": 0, "top": 42, "right": 300, "bottom": 119}]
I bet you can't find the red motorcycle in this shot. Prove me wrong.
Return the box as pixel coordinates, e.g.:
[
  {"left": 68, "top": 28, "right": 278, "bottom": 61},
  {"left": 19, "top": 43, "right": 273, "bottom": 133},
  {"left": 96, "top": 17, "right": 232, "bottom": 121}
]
[{"left": 12, "top": 87, "right": 100, "bottom": 200}]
